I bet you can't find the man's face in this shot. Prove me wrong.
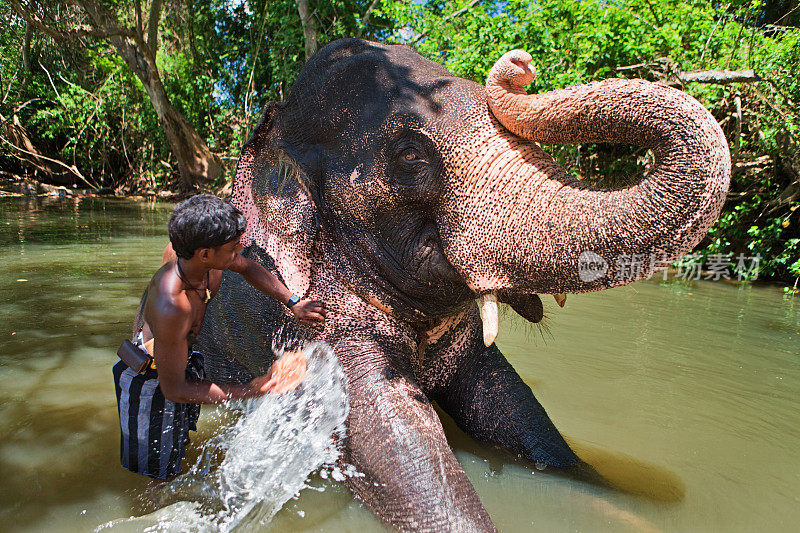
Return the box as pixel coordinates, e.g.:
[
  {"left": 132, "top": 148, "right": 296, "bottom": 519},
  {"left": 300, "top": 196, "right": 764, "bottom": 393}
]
[{"left": 207, "top": 236, "right": 243, "bottom": 270}]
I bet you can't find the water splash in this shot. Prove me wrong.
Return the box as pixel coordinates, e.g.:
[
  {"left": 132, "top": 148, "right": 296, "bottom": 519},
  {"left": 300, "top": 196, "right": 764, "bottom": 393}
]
[{"left": 99, "top": 341, "right": 350, "bottom": 532}]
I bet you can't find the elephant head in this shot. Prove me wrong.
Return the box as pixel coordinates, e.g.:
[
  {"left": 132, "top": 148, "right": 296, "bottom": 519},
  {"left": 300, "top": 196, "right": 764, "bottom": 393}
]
[{"left": 201, "top": 38, "right": 729, "bottom": 531}]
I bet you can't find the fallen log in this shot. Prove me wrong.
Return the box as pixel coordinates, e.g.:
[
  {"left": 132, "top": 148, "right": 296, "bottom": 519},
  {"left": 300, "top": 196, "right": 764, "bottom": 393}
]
[
  {"left": 0, "top": 112, "right": 97, "bottom": 187},
  {"left": 678, "top": 69, "right": 761, "bottom": 85},
  {"left": 733, "top": 155, "right": 774, "bottom": 175}
]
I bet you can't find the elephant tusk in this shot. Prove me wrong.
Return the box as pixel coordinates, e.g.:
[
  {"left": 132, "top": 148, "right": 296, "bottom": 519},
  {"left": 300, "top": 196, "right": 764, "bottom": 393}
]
[
  {"left": 553, "top": 294, "right": 567, "bottom": 307},
  {"left": 479, "top": 293, "right": 499, "bottom": 347}
]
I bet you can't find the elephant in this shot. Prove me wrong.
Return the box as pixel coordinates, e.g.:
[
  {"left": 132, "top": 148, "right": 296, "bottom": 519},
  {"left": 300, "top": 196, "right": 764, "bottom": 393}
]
[{"left": 195, "top": 39, "right": 730, "bottom": 531}]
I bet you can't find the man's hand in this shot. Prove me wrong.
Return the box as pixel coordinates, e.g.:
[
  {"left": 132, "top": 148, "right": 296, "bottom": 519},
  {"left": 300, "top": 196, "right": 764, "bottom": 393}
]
[
  {"left": 268, "top": 350, "right": 307, "bottom": 393},
  {"left": 291, "top": 299, "right": 327, "bottom": 327},
  {"left": 247, "top": 349, "right": 308, "bottom": 395},
  {"left": 248, "top": 372, "right": 278, "bottom": 396}
]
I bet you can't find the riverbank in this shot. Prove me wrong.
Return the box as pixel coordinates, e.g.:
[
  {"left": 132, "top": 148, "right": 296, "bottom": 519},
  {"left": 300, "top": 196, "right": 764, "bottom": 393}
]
[{"left": 0, "top": 172, "right": 195, "bottom": 201}]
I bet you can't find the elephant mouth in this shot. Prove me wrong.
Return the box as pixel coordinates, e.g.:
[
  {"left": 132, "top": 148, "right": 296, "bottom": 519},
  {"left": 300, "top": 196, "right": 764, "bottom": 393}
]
[{"left": 477, "top": 291, "right": 566, "bottom": 346}]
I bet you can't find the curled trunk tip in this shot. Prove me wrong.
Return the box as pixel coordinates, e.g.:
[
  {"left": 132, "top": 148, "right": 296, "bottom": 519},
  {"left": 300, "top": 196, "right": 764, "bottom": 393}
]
[{"left": 486, "top": 50, "right": 536, "bottom": 92}]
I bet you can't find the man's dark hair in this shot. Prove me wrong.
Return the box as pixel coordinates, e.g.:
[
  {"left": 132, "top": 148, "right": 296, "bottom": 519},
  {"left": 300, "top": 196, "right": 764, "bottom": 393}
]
[{"left": 168, "top": 194, "right": 247, "bottom": 259}]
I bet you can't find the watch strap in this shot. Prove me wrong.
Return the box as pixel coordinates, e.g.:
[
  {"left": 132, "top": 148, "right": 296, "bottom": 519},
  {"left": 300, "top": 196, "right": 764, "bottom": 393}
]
[{"left": 285, "top": 294, "right": 300, "bottom": 308}]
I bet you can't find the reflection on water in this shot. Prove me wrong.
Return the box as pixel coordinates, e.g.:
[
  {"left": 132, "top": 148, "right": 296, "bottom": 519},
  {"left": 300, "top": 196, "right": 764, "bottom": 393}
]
[
  {"left": 0, "top": 197, "right": 799, "bottom": 532},
  {"left": 0, "top": 197, "right": 174, "bottom": 532}
]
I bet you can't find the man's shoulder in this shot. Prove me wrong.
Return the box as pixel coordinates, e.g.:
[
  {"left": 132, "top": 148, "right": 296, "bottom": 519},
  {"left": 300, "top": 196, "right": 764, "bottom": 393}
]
[{"left": 145, "top": 268, "right": 192, "bottom": 322}]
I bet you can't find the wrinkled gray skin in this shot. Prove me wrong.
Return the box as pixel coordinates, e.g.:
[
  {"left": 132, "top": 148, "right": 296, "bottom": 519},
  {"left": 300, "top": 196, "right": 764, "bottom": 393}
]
[{"left": 197, "top": 39, "right": 730, "bottom": 531}]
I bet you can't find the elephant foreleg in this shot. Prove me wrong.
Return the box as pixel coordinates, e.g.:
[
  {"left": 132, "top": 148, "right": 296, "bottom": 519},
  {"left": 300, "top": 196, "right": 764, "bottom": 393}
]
[
  {"left": 336, "top": 334, "right": 496, "bottom": 532},
  {"left": 430, "top": 314, "right": 578, "bottom": 468}
]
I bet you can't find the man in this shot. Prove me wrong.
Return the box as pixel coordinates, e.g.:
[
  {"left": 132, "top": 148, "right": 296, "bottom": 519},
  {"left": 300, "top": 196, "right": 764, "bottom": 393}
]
[{"left": 113, "top": 194, "right": 326, "bottom": 480}]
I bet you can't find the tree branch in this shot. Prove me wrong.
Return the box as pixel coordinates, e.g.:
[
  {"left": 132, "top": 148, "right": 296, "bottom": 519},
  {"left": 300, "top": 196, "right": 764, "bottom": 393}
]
[
  {"left": 0, "top": 134, "right": 98, "bottom": 188},
  {"left": 1, "top": 67, "right": 20, "bottom": 106},
  {"left": 73, "top": 0, "right": 158, "bottom": 79},
  {"left": 752, "top": 87, "right": 798, "bottom": 144},
  {"left": 765, "top": 78, "right": 797, "bottom": 113},
  {"left": 733, "top": 155, "right": 773, "bottom": 176},
  {"left": 699, "top": 4, "right": 730, "bottom": 66},
  {"left": 9, "top": 0, "right": 136, "bottom": 43},
  {"left": 642, "top": 0, "right": 662, "bottom": 26},
  {"left": 617, "top": 61, "right": 763, "bottom": 86},
  {"left": 134, "top": 0, "right": 143, "bottom": 36},
  {"left": 146, "top": 0, "right": 162, "bottom": 58},
  {"left": 244, "top": 1, "right": 270, "bottom": 121},
  {"left": 357, "top": 0, "right": 380, "bottom": 38},
  {"left": 615, "top": 62, "right": 649, "bottom": 72},
  {"left": 731, "top": 92, "right": 742, "bottom": 161},
  {"left": 0, "top": 99, "right": 40, "bottom": 128},
  {"left": 625, "top": 9, "right": 661, "bottom": 34},
  {"left": 411, "top": 0, "right": 482, "bottom": 44},
  {"left": 37, "top": 59, "right": 64, "bottom": 106},
  {"left": 678, "top": 69, "right": 761, "bottom": 85},
  {"left": 773, "top": 3, "right": 800, "bottom": 26}
]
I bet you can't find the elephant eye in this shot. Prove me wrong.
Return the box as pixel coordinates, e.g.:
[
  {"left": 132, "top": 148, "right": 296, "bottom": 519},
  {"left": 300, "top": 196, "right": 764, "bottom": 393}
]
[{"left": 398, "top": 148, "right": 427, "bottom": 166}]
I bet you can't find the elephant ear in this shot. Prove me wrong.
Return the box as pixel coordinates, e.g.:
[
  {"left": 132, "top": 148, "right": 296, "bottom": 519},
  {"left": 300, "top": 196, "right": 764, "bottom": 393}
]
[{"left": 231, "top": 101, "right": 317, "bottom": 297}]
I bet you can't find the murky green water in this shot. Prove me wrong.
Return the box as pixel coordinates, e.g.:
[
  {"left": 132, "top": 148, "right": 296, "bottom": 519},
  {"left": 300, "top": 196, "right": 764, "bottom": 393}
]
[{"left": 1, "top": 197, "right": 798, "bottom": 532}]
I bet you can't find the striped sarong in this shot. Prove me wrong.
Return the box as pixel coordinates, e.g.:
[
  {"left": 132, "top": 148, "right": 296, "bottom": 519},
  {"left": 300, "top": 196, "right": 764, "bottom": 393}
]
[{"left": 112, "top": 333, "right": 204, "bottom": 480}]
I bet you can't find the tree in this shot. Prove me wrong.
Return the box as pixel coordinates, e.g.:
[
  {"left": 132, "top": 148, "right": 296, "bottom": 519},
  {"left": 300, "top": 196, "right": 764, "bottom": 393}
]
[
  {"left": 296, "top": 0, "right": 318, "bottom": 61},
  {"left": 9, "top": 0, "right": 221, "bottom": 189}
]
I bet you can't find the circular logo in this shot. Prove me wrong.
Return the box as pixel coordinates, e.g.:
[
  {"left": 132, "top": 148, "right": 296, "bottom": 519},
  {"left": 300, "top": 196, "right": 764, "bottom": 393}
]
[{"left": 577, "top": 250, "right": 608, "bottom": 282}]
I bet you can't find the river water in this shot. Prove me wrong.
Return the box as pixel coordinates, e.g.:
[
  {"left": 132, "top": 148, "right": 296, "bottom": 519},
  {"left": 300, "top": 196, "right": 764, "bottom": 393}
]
[{"left": 0, "top": 197, "right": 798, "bottom": 532}]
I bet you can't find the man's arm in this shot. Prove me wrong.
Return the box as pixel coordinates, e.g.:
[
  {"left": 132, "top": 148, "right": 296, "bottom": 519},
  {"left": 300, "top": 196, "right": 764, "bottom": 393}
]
[
  {"left": 228, "top": 253, "right": 293, "bottom": 304},
  {"left": 228, "top": 255, "right": 326, "bottom": 326},
  {"left": 150, "top": 301, "right": 279, "bottom": 404}
]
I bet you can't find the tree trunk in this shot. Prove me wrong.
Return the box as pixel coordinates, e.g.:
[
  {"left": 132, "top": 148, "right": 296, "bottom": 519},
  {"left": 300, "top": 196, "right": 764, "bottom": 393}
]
[
  {"left": 296, "top": 0, "right": 318, "bottom": 61},
  {"left": 78, "top": 0, "right": 221, "bottom": 188},
  {"left": 129, "top": 57, "right": 221, "bottom": 189},
  {"left": 140, "top": 74, "right": 221, "bottom": 189}
]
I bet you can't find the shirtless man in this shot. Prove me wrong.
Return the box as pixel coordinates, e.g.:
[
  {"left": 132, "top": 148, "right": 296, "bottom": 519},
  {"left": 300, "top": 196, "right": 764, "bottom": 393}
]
[{"left": 113, "top": 194, "right": 325, "bottom": 480}]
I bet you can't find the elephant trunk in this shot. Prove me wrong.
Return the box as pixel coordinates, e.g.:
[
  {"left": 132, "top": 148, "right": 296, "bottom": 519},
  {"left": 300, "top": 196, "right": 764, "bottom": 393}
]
[{"left": 447, "top": 50, "right": 730, "bottom": 294}]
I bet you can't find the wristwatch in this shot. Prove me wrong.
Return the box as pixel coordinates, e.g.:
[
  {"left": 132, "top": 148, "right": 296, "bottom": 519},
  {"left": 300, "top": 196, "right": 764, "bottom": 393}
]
[{"left": 285, "top": 294, "right": 300, "bottom": 308}]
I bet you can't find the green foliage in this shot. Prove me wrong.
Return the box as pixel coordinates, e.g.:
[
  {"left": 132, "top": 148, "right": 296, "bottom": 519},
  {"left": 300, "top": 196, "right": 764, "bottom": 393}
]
[
  {"left": 702, "top": 195, "right": 800, "bottom": 280},
  {"left": 0, "top": 0, "right": 387, "bottom": 188},
  {"left": 0, "top": 0, "right": 798, "bottom": 284},
  {"left": 1, "top": 1, "right": 174, "bottom": 187}
]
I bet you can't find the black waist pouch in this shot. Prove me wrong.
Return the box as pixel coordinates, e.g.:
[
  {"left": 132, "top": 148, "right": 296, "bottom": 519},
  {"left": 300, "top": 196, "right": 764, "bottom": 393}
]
[{"left": 117, "top": 339, "right": 154, "bottom": 374}]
